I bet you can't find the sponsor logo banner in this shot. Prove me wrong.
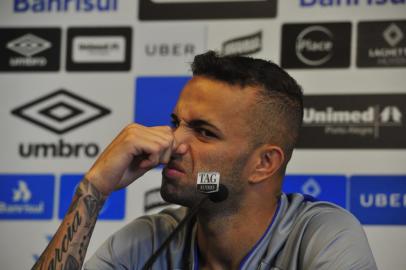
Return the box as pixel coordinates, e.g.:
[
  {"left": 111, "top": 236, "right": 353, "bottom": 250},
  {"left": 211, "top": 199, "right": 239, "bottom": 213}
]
[
  {"left": 281, "top": 22, "right": 351, "bottom": 69},
  {"left": 297, "top": 94, "right": 406, "bottom": 148},
  {"left": 357, "top": 20, "right": 406, "bottom": 67},
  {"left": 135, "top": 77, "right": 190, "bottom": 125},
  {"left": 0, "top": 174, "right": 54, "bottom": 219},
  {"left": 59, "top": 174, "right": 125, "bottom": 220},
  {"left": 135, "top": 25, "right": 205, "bottom": 74},
  {"left": 350, "top": 175, "right": 406, "bottom": 225},
  {"left": 13, "top": 0, "right": 118, "bottom": 13},
  {"left": 0, "top": 28, "right": 60, "bottom": 72},
  {"left": 299, "top": 0, "right": 406, "bottom": 7},
  {"left": 283, "top": 175, "right": 347, "bottom": 208},
  {"left": 139, "top": 0, "right": 277, "bottom": 20},
  {"left": 67, "top": 27, "right": 131, "bottom": 71},
  {"left": 221, "top": 31, "right": 262, "bottom": 56},
  {"left": 11, "top": 89, "right": 111, "bottom": 135}
]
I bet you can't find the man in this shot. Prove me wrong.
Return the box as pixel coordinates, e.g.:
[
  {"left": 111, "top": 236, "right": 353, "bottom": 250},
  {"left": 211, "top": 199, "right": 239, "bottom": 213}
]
[{"left": 33, "top": 51, "right": 377, "bottom": 270}]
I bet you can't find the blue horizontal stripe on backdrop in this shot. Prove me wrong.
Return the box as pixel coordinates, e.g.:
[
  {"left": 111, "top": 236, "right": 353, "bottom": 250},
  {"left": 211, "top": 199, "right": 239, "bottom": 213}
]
[
  {"left": 350, "top": 175, "right": 406, "bottom": 225},
  {"left": 0, "top": 174, "right": 54, "bottom": 220},
  {"left": 135, "top": 76, "right": 191, "bottom": 126},
  {"left": 59, "top": 174, "right": 126, "bottom": 220},
  {"left": 282, "top": 175, "right": 347, "bottom": 208}
]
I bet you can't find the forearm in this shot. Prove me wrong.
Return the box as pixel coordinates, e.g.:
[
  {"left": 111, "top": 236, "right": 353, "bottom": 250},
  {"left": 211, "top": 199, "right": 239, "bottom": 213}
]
[{"left": 32, "top": 179, "right": 107, "bottom": 270}]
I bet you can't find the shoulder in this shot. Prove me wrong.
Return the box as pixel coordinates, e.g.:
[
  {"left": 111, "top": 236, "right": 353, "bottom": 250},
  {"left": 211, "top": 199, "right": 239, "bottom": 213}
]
[
  {"left": 284, "top": 195, "right": 377, "bottom": 269},
  {"left": 84, "top": 207, "right": 188, "bottom": 269}
]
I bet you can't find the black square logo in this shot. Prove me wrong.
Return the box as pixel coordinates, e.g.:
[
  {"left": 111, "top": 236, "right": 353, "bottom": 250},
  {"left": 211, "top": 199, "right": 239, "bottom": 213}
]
[
  {"left": 297, "top": 94, "right": 406, "bottom": 149},
  {"left": 139, "top": 0, "right": 277, "bottom": 20},
  {"left": 357, "top": 20, "right": 406, "bottom": 68},
  {"left": 281, "top": 23, "right": 351, "bottom": 69},
  {"left": 66, "top": 27, "right": 132, "bottom": 71},
  {"left": 0, "top": 28, "right": 61, "bottom": 72}
]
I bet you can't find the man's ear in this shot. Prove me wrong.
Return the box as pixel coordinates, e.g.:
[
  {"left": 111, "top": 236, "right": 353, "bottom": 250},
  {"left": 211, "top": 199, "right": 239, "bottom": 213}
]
[{"left": 247, "top": 145, "right": 285, "bottom": 184}]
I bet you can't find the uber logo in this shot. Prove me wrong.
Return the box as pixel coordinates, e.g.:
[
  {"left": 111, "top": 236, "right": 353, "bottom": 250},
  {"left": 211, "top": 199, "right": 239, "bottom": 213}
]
[
  {"left": 281, "top": 23, "right": 351, "bottom": 69},
  {"left": 67, "top": 27, "right": 132, "bottom": 71},
  {"left": 139, "top": 0, "right": 277, "bottom": 20},
  {"left": 0, "top": 28, "right": 60, "bottom": 71},
  {"left": 357, "top": 20, "right": 406, "bottom": 67},
  {"left": 350, "top": 175, "right": 406, "bottom": 225}
]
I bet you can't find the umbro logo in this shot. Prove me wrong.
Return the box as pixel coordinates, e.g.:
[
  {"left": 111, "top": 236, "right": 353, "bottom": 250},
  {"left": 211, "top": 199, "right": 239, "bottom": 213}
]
[
  {"left": 6, "top": 33, "right": 52, "bottom": 57},
  {"left": 11, "top": 89, "right": 111, "bottom": 134}
]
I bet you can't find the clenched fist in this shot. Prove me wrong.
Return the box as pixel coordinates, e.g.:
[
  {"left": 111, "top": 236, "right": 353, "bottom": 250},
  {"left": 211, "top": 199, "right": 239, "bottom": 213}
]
[{"left": 85, "top": 123, "right": 187, "bottom": 196}]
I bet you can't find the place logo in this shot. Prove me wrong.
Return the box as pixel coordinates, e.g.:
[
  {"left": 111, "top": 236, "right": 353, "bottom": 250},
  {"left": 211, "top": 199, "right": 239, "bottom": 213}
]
[
  {"left": 297, "top": 94, "right": 406, "bottom": 148},
  {"left": 135, "top": 76, "right": 190, "bottom": 126},
  {"left": 357, "top": 20, "right": 406, "bottom": 67},
  {"left": 67, "top": 27, "right": 131, "bottom": 71},
  {"left": 281, "top": 23, "right": 351, "bottom": 69},
  {"left": 11, "top": 89, "right": 111, "bottom": 158},
  {"left": 350, "top": 175, "right": 406, "bottom": 225},
  {"left": 299, "top": 0, "right": 406, "bottom": 7},
  {"left": 221, "top": 31, "right": 262, "bottom": 56},
  {"left": 283, "top": 174, "right": 347, "bottom": 208},
  {"left": 0, "top": 28, "right": 60, "bottom": 71},
  {"left": 14, "top": 0, "right": 118, "bottom": 13},
  {"left": 139, "top": 0, "right": 277, "bottom": 20},
  {"left": 144, "top": 187, "right": 170, "bottom": 213},
  {"left": 0, "top": 174, "right": 54, "bottom": 220},
  {"left": 59, "top": 174, "right": 125, "bottom": 220}
]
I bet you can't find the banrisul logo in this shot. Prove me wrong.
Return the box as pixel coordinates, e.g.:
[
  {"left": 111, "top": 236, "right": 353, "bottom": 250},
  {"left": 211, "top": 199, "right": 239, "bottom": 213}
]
[
  {"left": 11, "top": 89, "right": 110, "bottom": 158},
  {"left": 221, "top": 31, "right": 262, "bottom": 56},
  {"left": 59, "top": 174, "right": 125, "bottom": 220},
  {"left": 14, "top": 0, "right": 118, "bottom": 13},
  {"left": 297, "top": 94, "right": 406, "bottom": 148},
  {"left": 0, "top": 174, "right": 54, "bottom": 219},
  {"left": 281, "top": 23, "right": 351, "bottom": 69},
  {"left": 139, "top": 0, "right": 277, "bottom": 20},
  {"left": 357, "top": 20, "right": 406, "bottom": 67},
  {"left": 0, "top": 28, "right": 60, "bottom": 72},
  {"left": 67, "top": 27, "right": 132, "bottom": 71},
  {"left": 283, "top": 175, "right": 347, "bottom": 208}
]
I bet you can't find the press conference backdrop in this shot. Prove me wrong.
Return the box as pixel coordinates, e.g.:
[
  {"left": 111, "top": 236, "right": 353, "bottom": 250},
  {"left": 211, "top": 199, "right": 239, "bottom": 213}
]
[{"left": 0, "top": 1, "right": 405, "bottom": 269}]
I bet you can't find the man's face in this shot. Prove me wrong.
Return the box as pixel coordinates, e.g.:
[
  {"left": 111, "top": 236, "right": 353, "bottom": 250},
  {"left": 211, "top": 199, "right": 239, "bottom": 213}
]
[{"left": 161, "top": 76, "right": 258, "bottom": 209}]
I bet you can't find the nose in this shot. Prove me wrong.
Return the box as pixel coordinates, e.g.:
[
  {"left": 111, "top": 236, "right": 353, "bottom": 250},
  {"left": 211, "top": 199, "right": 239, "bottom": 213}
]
[{"left": 172, "top": 125, "right": 190, "bottom": 156}]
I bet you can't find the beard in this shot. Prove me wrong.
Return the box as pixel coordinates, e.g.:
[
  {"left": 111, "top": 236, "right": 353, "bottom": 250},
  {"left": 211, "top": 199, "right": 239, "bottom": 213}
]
[{"left": 160, "top": 150, "right": 251, "bottom": 216}]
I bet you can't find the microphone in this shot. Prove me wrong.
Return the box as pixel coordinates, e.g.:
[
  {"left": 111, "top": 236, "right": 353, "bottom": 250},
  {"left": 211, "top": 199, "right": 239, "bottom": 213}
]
[{"left": 141, "top": 182, "right": 228, "bottom": 270}]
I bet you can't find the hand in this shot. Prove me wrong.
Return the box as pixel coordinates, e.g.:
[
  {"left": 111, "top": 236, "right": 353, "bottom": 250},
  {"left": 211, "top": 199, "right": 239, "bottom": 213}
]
[{"left": 85, "top": 124, "right": 184, "bottom": 195}]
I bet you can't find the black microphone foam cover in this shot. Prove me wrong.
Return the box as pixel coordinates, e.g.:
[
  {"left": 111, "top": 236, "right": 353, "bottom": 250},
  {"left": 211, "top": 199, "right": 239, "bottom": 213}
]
[{"left": 208, "top": 184, "right": 229, "bottom": 203}]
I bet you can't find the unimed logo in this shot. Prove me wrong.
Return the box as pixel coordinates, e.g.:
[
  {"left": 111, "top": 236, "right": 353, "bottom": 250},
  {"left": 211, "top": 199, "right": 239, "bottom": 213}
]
[
  {"left": 0, "top": 174, "right": 54, "bottom": 219},
  {"left": 350, "top": 175, "right": 406, "bottom": 225},
  {"left": 59, "top": 174, "right": 125, "bottom": 220},
  {"left": 11, "top": 89, "right": 110, "bottom": 158},
  {"left": 67, "top": 27, "right": 131, "bottom": 71},
  {"left": 0, "top": 28, "right": 60, "bottom": 71},
  {"left": 139, "top": 0, "right": 277, "bottom": 20},
  {"left": 281, "top": 23, "right": 351, "bottom": 69},
  {"left": 357, "top": 20, "right": 406, "bottom": 67},
  {"left": 297, "top": 94, "right": 406, "bottom": 148}
]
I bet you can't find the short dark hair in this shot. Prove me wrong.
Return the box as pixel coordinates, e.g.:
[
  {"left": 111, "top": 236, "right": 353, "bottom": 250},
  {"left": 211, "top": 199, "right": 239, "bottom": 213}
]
[{"left": 191, "top": 51, "right": 303, "bottom": 173}]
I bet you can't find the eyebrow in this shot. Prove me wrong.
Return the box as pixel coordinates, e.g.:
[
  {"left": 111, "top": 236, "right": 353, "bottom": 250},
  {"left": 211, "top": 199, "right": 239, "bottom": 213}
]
[{"left": 170, "top": 113, "right": 223, "bottom": 135}]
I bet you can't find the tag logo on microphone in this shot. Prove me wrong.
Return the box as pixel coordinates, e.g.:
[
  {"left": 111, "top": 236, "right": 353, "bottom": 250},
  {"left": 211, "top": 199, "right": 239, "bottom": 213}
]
[{"left": 197, "top": 172, "right": 220, "bottom": 193}]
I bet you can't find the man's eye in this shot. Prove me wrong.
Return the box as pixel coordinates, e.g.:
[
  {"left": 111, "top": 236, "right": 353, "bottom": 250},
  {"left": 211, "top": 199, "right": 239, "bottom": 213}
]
[{"left": 196, "top": 128, "right": 216, "bottom": 138}]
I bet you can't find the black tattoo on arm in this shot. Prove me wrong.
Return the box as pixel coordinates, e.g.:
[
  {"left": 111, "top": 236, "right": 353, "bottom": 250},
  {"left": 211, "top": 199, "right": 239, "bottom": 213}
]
[{"left": 32, "top": 179, "right": 107, "bottom": 270}]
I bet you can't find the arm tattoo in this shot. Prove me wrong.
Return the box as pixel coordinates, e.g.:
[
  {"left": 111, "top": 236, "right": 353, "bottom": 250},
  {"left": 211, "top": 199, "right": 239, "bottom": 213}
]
[{"left": 32, "top": 179, "right": 107, "bottom": 270}]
